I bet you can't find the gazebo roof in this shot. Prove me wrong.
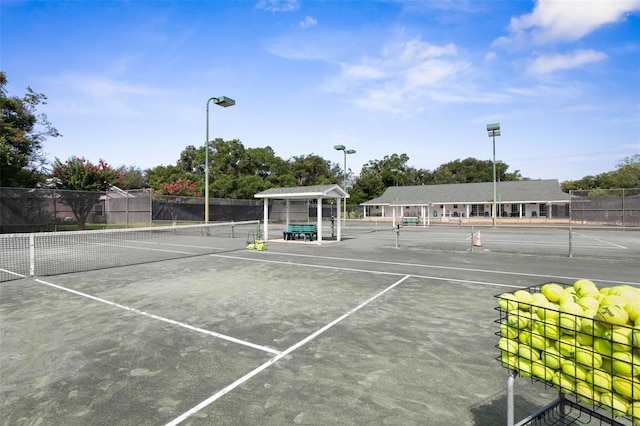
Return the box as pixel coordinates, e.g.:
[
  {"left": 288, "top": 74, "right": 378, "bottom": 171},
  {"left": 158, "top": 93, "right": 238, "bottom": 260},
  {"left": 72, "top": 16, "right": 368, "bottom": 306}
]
[{"left": 255, "top": 184, "right": 349, "bottom": 200}]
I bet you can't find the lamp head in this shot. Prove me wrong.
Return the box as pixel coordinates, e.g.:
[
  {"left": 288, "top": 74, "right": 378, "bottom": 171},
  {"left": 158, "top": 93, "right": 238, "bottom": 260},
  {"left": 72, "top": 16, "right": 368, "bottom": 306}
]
[
  {"left": 345, "top": 149, "right": 356, "bottom": 154},
  {"left": 334, "top": 145, "right": 346, "bottom": 151},
  {"left": 214, "top": 96, "right": 235, "bottom": 107},
  {"left": 487, "top": 123, "right": 500, "bottom": 131}
]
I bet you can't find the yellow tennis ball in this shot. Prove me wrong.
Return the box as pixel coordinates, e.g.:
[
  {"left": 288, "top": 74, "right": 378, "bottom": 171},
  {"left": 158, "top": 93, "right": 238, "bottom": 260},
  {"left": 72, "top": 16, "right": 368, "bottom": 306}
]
[
  {"left": 587, "top": 368, "right": 613, "bottom": 393},
  {"left": 575, "top": 380, "right": 600, "bottom": 406},
  {"left": 603, "top": 326, "right": 633, "bottom": 352},
  {"left": 498, "top": 293, "right": 519, "bottom": 312},
  {"left": 531, "top": 361, "right": 555, "bottom": 381},
  {"left": 541, "top": 283, "right": 566, "bottom": 303},
  {"left": 613, "top": 375, "right": 640, "bottom": 399},
  {"left": 514, "top": 290, "right": 534, "bottom": 311},
  {"left": 552, "top": 371, "right": 575, "bottom": 394},
  {"left": 612, "top": 351, "right": 640, "bottom": 376},
  {"left": 595, "top": 304, "right": 629, "bottom": 326},
  {"left": 561, "top": 360, "right": 588, "bottom": 381},
  {"left": 574, "top": 279, "right": 599, "bottom": 298},
  {"left": 600, "top": 391, "right": 629, "bottom": 417},
  {"left": 541, "top": 347, "right": 563, "bottom": 370},
  {"left": 575, "top": 347, "right": 602, "bottom": 369}
]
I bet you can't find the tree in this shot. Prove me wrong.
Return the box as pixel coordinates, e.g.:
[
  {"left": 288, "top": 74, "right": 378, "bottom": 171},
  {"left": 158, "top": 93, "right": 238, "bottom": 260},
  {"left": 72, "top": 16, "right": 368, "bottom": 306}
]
[
  {"left": 157, "top": 178, "right": 200, "bottom": 196},
  {"left": 288, "top": 154, "right": 342, "bottom": 187},
  {"left": 561, "top": 155, "right": 640, "bottom": 191},
  {"left": 0, "top": 72, "right": 61, "bottom": 187},
  {"left": 115, "top": 165, "right": 148, "bottom": 190},
  {"left": 50, "top": 157, "right": 122, "bottom": 229}
]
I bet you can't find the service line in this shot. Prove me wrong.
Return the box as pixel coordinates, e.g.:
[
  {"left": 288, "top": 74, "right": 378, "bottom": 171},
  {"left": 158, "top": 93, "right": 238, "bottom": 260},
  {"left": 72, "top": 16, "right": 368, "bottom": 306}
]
[
  {"left": 165, "top": 274, "right": 411, "bottom": 426},
  {"left": 229, "top": 251, "right": 640, "bottom": 287},
  {"left": 33, "top": 278, "right": 280, "bottom": 355}
]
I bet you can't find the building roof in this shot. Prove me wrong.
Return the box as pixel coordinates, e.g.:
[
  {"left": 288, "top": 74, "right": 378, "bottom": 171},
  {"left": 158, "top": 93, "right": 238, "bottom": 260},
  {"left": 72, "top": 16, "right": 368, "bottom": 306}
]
[
  {"left": 255, "top": 184, "right": 349, "bottom": 200},
  {"left": 361, "top": 179, "right": 569, "bottom": 206}
]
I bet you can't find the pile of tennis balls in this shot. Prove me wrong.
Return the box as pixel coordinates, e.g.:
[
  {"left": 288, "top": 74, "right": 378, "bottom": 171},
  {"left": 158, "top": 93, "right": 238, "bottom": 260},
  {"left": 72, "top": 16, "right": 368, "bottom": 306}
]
[
  {"left": 498, "top": 279, "right": 640, "bottom": 423},
  {"left": 246, "top": 240, "right": 267, "bottom": 251}
]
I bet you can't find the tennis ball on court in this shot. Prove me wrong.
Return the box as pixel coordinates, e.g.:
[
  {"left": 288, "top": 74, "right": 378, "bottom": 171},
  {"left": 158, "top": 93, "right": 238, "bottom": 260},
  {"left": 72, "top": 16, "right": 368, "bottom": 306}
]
[
  {"left": 603, "top": 326, "right": 633, "bottom": 352},
  {"left": 499, "top": 320, "right": 520, "bottom": 339},
  {"left": 613, "top": 375, "right": 640, "bottom": 399},
  {"left": 612, "top": 351, "right": 640, "bottom": 376},
  {"left": 561, "top": 360, "right": 589, "bottom": 381},
  {"left": 498, "top": 293, "right": 519, "bottom": 312},
  {"left": 498, "top": 337, "right": 519, "bottom": 355},
  {"left": 575, "top": 380, "right": 600, "bottom": 406},
  {"left": 518, "top": 344, "right": 541, "bottom": 362},
  {"left": 542, "top": 283, "right": 566, "bottom": 303},
  {"left": 513, "top": 290, "right": 534, "bottom": 311},
  {"left": 575, "top": 347, "right": 602, "bottom": 369},
  {"left": 531, "top": 361, "right": 555, "bottom": 381},
  {"left": 574, "top": 279, "right": 600, "bottom": 298},
  {"left": 552, "top": 371, "right": 576, "bottom": 394},
  {"left": 587, "top": 368, "right": 613, "bottom": 393},
  {"left": 600, "top": 392, "right": 629, "bottom": 417},
  {"left": 540, "top": 347, "right": 563, "bottom": 370},
  {"left": 595, "top": 304, "right": 629, "bottom": 326}
]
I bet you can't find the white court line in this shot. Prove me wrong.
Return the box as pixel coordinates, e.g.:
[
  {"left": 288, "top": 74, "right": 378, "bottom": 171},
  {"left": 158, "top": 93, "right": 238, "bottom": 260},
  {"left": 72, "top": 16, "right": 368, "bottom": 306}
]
[
  {"left": 213, "top": 252, "right": 640, "bottom": 287},
  {"left": 165, "top": 275, "right": 411, "bottom": 426},
  {"left": 0, "top": 268, "right": 26, "bottom": 278},
  {"left": 572, "top": 231, "right": 628, "bottom": 249},
  {"left": 33, "top": 278, "right": 281, "bottom": 355}
]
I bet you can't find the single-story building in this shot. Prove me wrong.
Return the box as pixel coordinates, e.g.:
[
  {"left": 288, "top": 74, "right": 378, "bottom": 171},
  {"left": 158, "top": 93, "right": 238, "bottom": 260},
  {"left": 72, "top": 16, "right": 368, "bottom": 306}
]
[{"left": 361, "top": 179, "right": 570, "bottom": 225}]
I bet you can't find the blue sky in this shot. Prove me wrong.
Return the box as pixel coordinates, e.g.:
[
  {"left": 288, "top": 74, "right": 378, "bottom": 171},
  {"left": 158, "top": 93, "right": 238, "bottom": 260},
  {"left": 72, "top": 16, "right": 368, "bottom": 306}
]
[{"left": 2, "top": 0, "right": 639, "bottom": 182}]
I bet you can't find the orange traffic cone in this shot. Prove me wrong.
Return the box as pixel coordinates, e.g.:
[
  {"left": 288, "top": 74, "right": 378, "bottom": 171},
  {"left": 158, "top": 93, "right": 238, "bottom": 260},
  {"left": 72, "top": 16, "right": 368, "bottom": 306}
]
[{"left": 473, "top": 231, "right": 482, "bottom": 247}]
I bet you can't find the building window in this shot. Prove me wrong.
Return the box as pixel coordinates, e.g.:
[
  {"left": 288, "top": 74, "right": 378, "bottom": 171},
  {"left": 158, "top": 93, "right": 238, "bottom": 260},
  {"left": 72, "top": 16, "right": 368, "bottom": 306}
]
[
  {"left": 94, "top": 204, "right": 104, "bottom": 216},
  {"left": 539, "top": 204, "right": 547, "bottom": 217},
  {"left": 471, "top": 204, "right": 485, "bottom": 217},
  {"left": 453, "top": 204, "right": 458, "bottom": 209}
]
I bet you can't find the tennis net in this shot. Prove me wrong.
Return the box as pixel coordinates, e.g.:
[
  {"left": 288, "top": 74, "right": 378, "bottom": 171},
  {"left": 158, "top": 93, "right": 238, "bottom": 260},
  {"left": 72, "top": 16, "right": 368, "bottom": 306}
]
[{"left": 0, "top": 220, "right": 260, "bottom": 282}]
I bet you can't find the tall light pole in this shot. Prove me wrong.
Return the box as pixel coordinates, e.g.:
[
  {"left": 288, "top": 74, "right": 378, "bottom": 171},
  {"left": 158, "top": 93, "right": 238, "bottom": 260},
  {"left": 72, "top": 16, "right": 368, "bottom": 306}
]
[
  {"left": 390, "top": 168, "right": 399, "bottom": 186},
  {"left": 333, "top": 144, "right": 356, "bottom": 223},
  {"left": 205, "top": 96, "right": 235, "bottom": 223},
  {"left": 487, "top": 123, "right": 500, "bottom": 226}
]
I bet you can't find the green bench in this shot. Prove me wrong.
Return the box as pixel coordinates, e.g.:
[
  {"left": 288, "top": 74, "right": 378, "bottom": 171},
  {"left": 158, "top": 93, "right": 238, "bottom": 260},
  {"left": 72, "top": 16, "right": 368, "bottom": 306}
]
[
  {"left": 402, "top": 217, "right": 419, "bottom": 225},
  {"left": 283, "top": 224, "right": 317, "bottom": 242}
]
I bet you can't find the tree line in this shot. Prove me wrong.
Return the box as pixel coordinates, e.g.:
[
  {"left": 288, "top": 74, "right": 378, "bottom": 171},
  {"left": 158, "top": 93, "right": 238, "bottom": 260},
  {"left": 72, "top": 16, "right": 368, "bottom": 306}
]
[{"left": 2, "top": 71, "right": 638, "bottom": 205}]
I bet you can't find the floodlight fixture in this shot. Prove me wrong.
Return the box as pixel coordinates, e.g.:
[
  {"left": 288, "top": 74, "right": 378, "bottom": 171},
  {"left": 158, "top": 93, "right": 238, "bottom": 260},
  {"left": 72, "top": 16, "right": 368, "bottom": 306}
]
[
  {"left": 205, "top": 95, "right": 235, "bottom": 222},
  {"left": 214, "top": 96, "right": 235, "bottom": 107},
  {"left": 334, "top": 144, "right": 346, "bottom": 151},
  {"left": 487, "top": 123, "right": 500, "bottom": 132}
]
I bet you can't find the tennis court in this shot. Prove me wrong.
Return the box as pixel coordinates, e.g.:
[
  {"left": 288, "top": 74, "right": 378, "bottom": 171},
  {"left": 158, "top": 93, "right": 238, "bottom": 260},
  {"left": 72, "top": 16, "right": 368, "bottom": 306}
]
[{"left": 1, "top": 221, "right": 639, "bottom": 425}]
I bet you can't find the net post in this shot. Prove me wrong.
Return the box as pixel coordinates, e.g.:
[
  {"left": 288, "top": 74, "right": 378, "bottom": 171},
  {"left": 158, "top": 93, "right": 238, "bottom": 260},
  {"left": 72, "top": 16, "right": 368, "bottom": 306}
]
[{"left": 29, "top": 233, "right": 35, "bottom": 277}]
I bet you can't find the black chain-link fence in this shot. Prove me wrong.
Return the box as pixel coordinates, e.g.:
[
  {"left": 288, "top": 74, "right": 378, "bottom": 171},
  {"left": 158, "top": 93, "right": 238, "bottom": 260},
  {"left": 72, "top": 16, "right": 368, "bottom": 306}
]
[{"left": 570, "top": 188, "right": 640, "bottom": 226}]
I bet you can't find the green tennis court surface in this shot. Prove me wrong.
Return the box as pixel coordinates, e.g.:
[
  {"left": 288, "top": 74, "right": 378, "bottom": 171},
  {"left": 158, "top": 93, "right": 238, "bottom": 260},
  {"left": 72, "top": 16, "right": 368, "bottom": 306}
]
[{"left": 1, "top": 223, "right": 639, "bottom": 425}]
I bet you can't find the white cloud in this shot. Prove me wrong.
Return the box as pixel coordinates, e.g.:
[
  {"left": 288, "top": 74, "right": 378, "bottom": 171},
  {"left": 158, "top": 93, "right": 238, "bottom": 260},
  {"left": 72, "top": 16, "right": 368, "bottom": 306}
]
[
  {"left": 527, "top": 49, "right": 608, "bottom": 74},
  {"left": 255, "top": 0, "right": 299, "bottom": 13},
  {"left": 300, "top": 16, "right": 317, "bottom": 29},
  {"left": 507, "top": 0, "right": 640, "bottom": 45}
]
